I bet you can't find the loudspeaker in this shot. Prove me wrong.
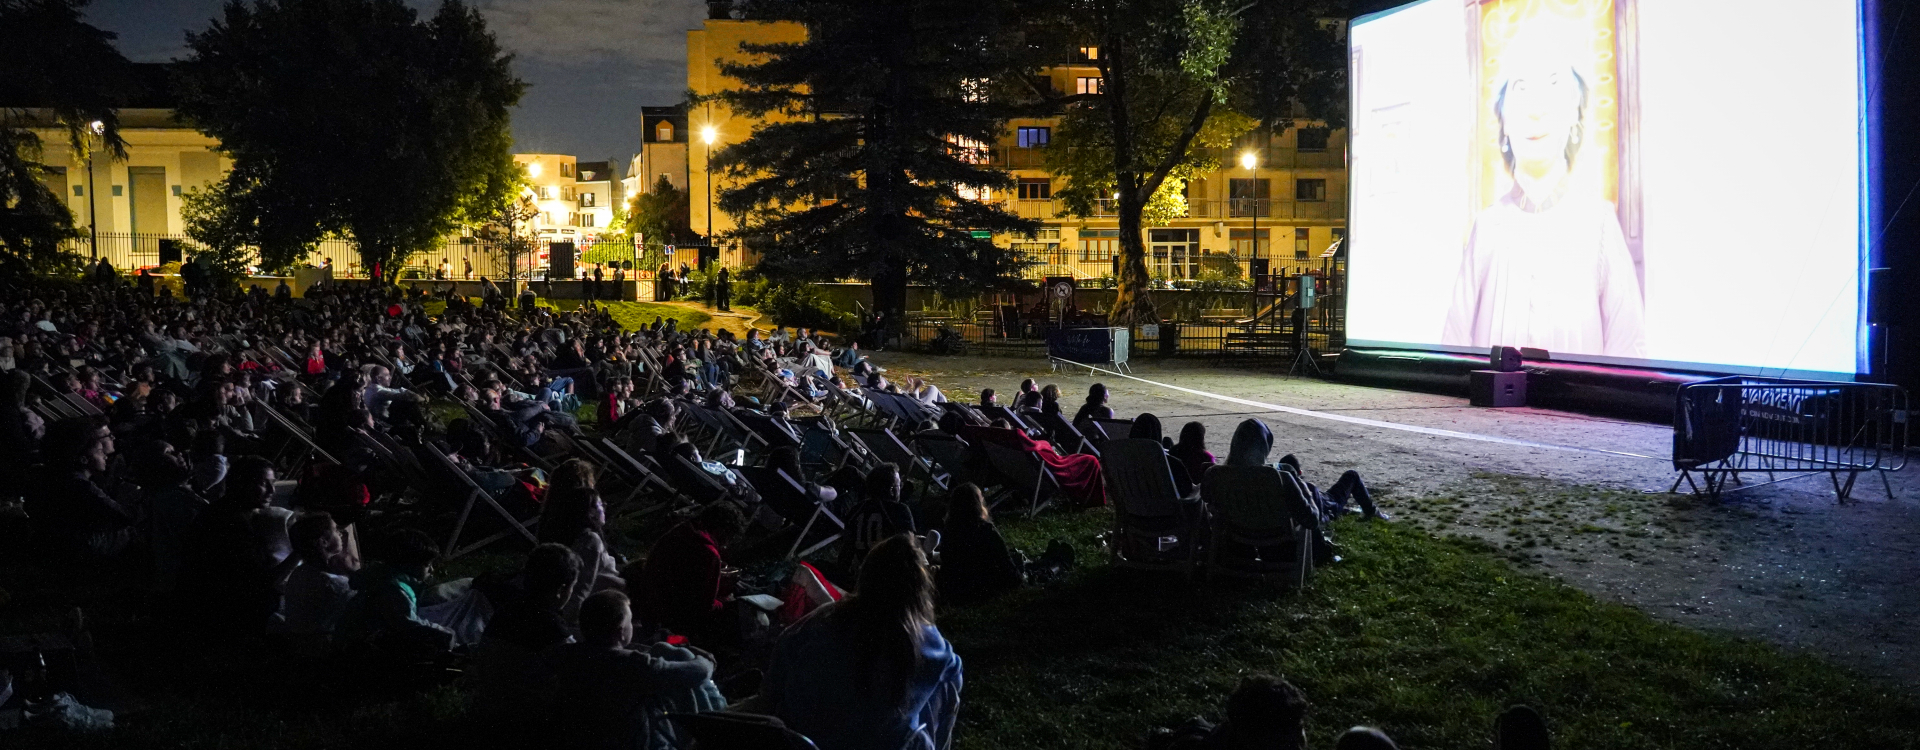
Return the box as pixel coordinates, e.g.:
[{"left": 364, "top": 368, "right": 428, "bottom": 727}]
[
  {"left": 1490, "top": 345, "right": 1522, "bottom": 372},
  {"left": 158, "top": 239, "right": 182, "bottom": 265},
  {"left": 549, "top": 241, "right": 576, "bottom": 280},
  {"left": 1470, "top": 369, "right": 1528, "bottom": 407}
]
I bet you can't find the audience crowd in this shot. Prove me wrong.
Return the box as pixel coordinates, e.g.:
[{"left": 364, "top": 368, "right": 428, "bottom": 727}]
[{"left": 0, "top": 271, "right": 1524, "bottom": 749}]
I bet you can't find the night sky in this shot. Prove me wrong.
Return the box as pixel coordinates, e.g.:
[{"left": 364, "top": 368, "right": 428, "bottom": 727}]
[{"left": 83, "top": 0, "right": 708, "bottom": 166}]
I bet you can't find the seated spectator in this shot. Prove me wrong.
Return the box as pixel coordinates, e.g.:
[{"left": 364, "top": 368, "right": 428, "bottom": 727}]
[
  {"left": 338, "top": 529, "right": 456, "bottom": 659},
  {"left": 1039, "top": 383, "right": 1062, "bottom": 416},
  {"left": 979, "top": 387, "right": 997, "bottom": 407},
  {"left": 1224, "top": 419, "right": 1338, "bottom": 564},
  {"left": 178, "top": 455, "right": 282, "bottom": 636},
  {"left": 1072, "top": 383, "right": 1114, "bottom": 424},
  {"left": 470, "top": 543, "right": 582, "bottom": 733},
  {"left": 1150, "top": 673, "right": 1310, "bottom": 750},
  {"left": 539, "top": 461, "right": 625, "bottom": 625},
  {"left": 960, "top": 420, "right": 1107, "bottom": 508},
  {"left": 1278, "top": 452, "right": 1388, "bottom": 521},
  {"left": 1014, "top": 378, "right": 1042, "bottom": 410},
  {"left": 742, "top": 534, "right": 962, "bottom": 750},
  {"left": 280, "top": 512, "right": 358, "bottom": 640},
  {"left": 131, "top": 438, "right": 206, "bottom": 595},
  {"left": 28, "top": 418, "right": 133, "bottom": 564},
  {"left": 1170, "top": 421, "right": 1216, "bottom": 487},
  {"left": 935, "top": 483, "right": 1021, "bottom": 606},
  {"left": 634, "top": 502, "right": 748, "bottom": 643},
  {"left": 545, "top": 590, "right": 724, "bottom": 750},
  {"left": 844, "top": 463, "right": 918, "bottom": 568},
  {"left": 768, "top": 446, "right": 838, "bottom": 507},
  {"left": 1130, "top": 413, "right": 1195, "bottom": 497}
]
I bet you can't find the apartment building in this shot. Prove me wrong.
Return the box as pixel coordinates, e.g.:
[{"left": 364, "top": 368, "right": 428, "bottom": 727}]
[
  {"left": 573, "top": 159, "right": 623, "bottom": 239},
  {"left": 628, "top": 105, "right": 689, "bottom": 197},
  {"left": 684, "top": 13, "right": 1348, "bottom": 281}
]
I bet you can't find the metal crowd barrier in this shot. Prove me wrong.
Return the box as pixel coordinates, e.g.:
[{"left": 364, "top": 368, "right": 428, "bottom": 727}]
[{"left": 1671, "top": 377, "right": 1908, "bottom": 501}]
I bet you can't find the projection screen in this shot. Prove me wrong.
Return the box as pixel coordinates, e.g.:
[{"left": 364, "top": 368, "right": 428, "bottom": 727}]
[{"left": 1347, "top": 0, "right": 1869, "bottom": 378}]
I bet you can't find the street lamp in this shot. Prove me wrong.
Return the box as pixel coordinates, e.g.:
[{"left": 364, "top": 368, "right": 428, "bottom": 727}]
[
  {"left": 1239, "top": 150, "right": 1260, "bottom": 264},
  {"left": 87, "top": 120, "right": 104, "bottom": 260}
]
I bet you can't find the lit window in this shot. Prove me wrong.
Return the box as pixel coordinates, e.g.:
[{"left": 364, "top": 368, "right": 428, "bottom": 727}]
[
  {"left": 581, "top": 192, "right": 596, "bottom": 207},
  {"left": 539, "top": 186, "right": 553, "bottom": 200},
  {"left": 1016, "top": 127, "right": 1050, "bottom": 148},
  {"left": 561, "top": 162, "right": 573, "bottom": 178},
  {"left": 656, "top": 121, "right": 674, "bottom": 141},
  {"left": 948, "top": 135, "right": 989, "bottom": 164},
  {"left": 582, "top": 213, "right": 596, "bottom": 228},
  {"left": 1078, "top": 46, "right": 1099, "bottom": 62},
  {"left": 1076, "top": 77, "right": 1103, "bottom": 95}
]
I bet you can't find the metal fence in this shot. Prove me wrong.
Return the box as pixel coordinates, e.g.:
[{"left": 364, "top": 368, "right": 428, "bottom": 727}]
[
  {"left": 900, "top": 317, "right": 1345, "bottom": 362},
  {"left": 1671, "top": 377, "right": 1908, "bottom": 501}
]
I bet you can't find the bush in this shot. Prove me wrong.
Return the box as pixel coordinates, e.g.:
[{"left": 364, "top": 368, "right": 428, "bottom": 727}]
[{"left": 757, "top": 279, "right": 856, "bottom": 333}]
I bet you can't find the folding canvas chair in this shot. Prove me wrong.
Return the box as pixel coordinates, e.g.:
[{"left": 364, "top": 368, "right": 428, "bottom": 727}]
[
  {"left": 670, "top": 454, "right": 738, "bottom": 507},
  {"left": 666, "top": 712, "right": 819, "bottom": 750},
  {"left": 1201, "top": 465, "right": 1314, "bottom": 588},
  {"left": 738, "top": 466, "right": 845, "bottom": 560},
  {"left": 980, "top": 404, "right": 1037, "bottom": 432},
  {"left": 1101, "top": 438, "right": 1203, "bottom": 576},
  {"left": 425, "top": 443, "right": 541, "bottom": 559},
  {"left": 599, "top": 437, "right": 679, "bottom": 509},
  {"left": 849, "top": 427, "right": 943, "bottom": 492},
  {"left": 1092, "top": 418, "right": 1135, "bottom": 442},
  {"left": 980, "top": 441, "right": 1060, "bottom": 517},
  {"left": 1036, "top": 411, "right": 1099, "bottom": 458},
  {"left": 735, "top": 411, "right": 804, "bottom": 451},
  {"left": 913, "top": 433, "right": 976, "bottom": 489}
]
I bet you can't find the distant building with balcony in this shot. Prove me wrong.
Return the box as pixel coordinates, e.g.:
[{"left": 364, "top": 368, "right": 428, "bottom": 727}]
[
  {"left": 574, "top": 159, "right": 623, "bottom": 240},
  {"left": 683, "top": 12, "right": 1347, "bottom": 281},
  {"left": 629, "top": 105, "right": 689, "bottom": 199}
]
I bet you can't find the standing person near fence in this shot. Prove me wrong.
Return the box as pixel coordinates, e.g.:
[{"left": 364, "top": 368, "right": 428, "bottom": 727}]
[{"left": 715, "top": 267, "right": 731, "bottom": 312}]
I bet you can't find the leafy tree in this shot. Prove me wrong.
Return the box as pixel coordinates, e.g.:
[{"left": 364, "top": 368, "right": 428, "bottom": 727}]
[
  {"left": 174, "top": 0, "right": 524, "bottom": 275},
  {"left": 1043, "top": 0, "right": 1347, "bottom": 324},
  {"left": 471, "top": 162, "right": 537, "bottom": 286},
  {"left": 0, "top": 0, "right": 134, "bottom": 275},
  {"left": 629, "top": 174, "right": 695, "bottom": 250},
  {"left": 709, "top": 0, "right": 1037, "bottom": 327}
]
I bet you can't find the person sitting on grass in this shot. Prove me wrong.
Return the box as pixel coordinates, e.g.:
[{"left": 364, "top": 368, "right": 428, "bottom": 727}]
[
  {"left": 741, "top": 534, "right": 962, "bottom": 750},
  {"left": 934, "top": 483, "right": 1022, "bottom": 606},
  {"left": 634, "top": 502, "right": 748, "bottom": 644},
  {"left": 1494, "top": 705, "right": 1552, "bottom": 750},
  {"left": 545, "top": 590, "right": 723, "bottom": 750},
  {"left": 338, "top": 529, "right": 456, "bottom": 660},
  {"left": 1149, "top": 673, "right": 1311, "bottom": 750},
  {"left": 178, "top": 455, "right": 282, "bottom": 637},
  {"left": 469, "top": 543, "right": 582, "bottom": 736},
  {"left": 1277, "top": 452, "right": 1387, "bottom": 521}
]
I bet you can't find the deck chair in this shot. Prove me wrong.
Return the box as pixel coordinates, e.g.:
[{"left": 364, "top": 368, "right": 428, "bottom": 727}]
[
  {"left": 1201, "top": 466, "right": 1314, "bottom": 588},
  {"left": 1035, "top": 411, "right": 1099, "bottom": 458},
  {"left": 735, "top": 412, "right": 804, "bottom": 451},
  {"left": 1102, "top": 439, "right": 1203, "bottom": 576},
  {"left": 739, "top": 466, "right": 845, "bottom": 560},
  {"left": 980, "top": 405, "right": 1035, "bottom": 432},
  {"left": 848, "top": 427, "right": 943, "bottom": 492},
  {"left": 1091, "top": 418, "right": 1134, "bottom": 442},
  {"left": 425, "top": 443, "right": 541, "bottom": 559},
  {"left": 980, "top": 441, "right": 1060, "bottom": 517},
  {"left": 913, "top": 433, "right": 976, "bottom": 489},
  {"left": 666, "top": 712, "right": 819, "bottom": 750},
  {"left": 598, "top": 437, "right": 679, "bottom": 508},
  {"left": 669, "top": 454, "right": 738, "bottom": 507}
]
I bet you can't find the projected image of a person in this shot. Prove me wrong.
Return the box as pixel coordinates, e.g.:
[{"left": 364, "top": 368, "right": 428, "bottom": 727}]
[{"left": 1442, "top": 29, "right": 1646, "bottom": 358}]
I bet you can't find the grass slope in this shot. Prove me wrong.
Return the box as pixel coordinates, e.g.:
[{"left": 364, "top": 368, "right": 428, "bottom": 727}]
[{"left": 950, "top": 510, "right": 1920, "bottom": 750}]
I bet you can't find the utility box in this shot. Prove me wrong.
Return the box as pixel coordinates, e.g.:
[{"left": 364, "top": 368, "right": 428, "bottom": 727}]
[{"left": 1469, "top": 369, "right": 1527, "bottom": 408}]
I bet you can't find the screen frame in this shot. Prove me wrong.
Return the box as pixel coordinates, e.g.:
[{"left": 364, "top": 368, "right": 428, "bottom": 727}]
[{"left": 1346, "top": 0, "right": 1877, "bottom": 382}]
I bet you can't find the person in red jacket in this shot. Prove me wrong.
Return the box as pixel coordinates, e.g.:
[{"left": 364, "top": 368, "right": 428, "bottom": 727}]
[{"left": 634, "top": 502, "right": 747, "bottom": 644}]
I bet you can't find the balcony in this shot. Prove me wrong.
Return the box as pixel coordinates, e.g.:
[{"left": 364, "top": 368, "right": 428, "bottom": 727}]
[{"left": 1187, "top": 199, "right": 1347, "bottom": 221}]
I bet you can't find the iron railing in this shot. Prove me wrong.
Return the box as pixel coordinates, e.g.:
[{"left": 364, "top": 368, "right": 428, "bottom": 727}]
[{"left": 1671, "top": 377, "right": 1908, "bottom": 501}]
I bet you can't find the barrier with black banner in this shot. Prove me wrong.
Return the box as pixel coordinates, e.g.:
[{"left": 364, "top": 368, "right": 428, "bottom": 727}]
[{"left": 1047, "top": 327, "right": 1131, "bottom": 373}]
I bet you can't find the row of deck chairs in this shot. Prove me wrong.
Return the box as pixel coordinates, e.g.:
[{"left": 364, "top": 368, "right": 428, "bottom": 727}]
[{"left": 1101, "top": 438, "right": 1316, "bottom": 587}]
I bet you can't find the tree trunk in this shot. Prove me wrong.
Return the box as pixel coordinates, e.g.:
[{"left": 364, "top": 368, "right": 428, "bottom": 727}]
[
  {"left": 871, "top": 258, "right": 909, "bottom": 334},
  {"left": 1108, "top": 191, "right": 1156, "bottom": 326}
]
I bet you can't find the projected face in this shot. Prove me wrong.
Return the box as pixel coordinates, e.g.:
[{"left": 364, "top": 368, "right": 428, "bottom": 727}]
[{"left": 1497, "top": 65, "right": 1585, "bottom": 200}]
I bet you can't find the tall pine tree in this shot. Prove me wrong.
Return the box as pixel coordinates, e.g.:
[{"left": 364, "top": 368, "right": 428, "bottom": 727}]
[{"left": 710, "top": 0, "right": 1037, "bottom": 328}]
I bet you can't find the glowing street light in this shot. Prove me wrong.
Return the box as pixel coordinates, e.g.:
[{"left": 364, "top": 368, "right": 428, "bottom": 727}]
[
  {"left": 701, "top": 126, "right": 719, "bottom": 245},
  {"left": 528, "top": 161, "right": 542, "bottom": 178},
  {"left": 86, "top": 120, "right": 105, "bottom": 259},
  {"left": 701, "top": 125, "right": 718, "bottom": 145},
  {"left": 1241, "top": 150, "right": 1261, "bottom": 262}
]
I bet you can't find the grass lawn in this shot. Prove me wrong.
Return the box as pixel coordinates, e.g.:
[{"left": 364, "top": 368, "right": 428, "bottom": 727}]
[
  {"left": 4, "top": 486, "right": 1916, "bottom": 748},
  {"left": 950, "top": 508, "right": 1920, "bottom": 749}
]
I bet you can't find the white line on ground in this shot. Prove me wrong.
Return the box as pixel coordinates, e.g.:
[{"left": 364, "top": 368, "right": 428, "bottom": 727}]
[{"left": 1054, "top": 359, "right": 1667, "bottom": 462}]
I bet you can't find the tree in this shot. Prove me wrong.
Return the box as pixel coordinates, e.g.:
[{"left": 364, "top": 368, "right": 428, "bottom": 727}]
[
  {"left": 0, "top": 0, "right": 134, "bottom": 275},
  {"left": 471, "top": 162, "right": 537, "bottom": 287},
  {"left": 629, "top": 175, "right": 695, "bottom": 250},
  {"left": 709, "top": 0, "right": 1037, "bottom": 327},
  {"left": 1044, "top": 0, "right": 1347, "bottom": 324},
  {"left": 174, "top": 0, "right": 524, "bottom": 275}
]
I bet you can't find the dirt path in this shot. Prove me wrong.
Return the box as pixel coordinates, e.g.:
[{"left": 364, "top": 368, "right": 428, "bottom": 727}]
[{"left": 871, "top": 352, "right": 1920, "bottom": 687}]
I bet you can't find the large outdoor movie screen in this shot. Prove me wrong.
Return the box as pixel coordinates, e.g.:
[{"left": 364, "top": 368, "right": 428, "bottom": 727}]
[{"left": 1347, "top": 0, "right": 1868, "bottom": 376}]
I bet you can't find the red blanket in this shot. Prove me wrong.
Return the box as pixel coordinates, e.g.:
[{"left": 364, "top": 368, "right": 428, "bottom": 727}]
[{"left": 962, "top": 426, "right": 1107, "bottom": 507}]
